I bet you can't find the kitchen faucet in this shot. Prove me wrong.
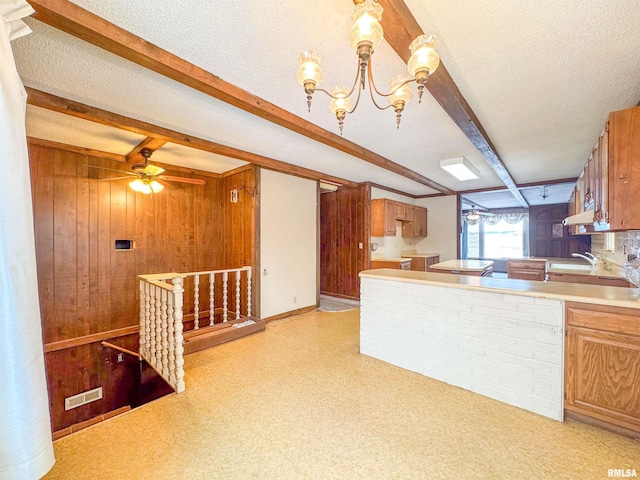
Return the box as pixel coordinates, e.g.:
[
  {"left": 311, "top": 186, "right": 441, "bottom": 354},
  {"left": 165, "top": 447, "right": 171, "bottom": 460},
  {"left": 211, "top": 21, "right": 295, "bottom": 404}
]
[{"left": 572, "top": 252, "right": 598, "bottom": 267}]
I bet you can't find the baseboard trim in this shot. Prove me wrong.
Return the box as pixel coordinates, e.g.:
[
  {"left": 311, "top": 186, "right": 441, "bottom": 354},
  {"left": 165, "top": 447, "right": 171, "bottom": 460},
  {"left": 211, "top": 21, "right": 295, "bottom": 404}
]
[
  {"left": 320, "top": 291, "right": 360, "bottom": 301},
  {"left": 262, "top": 305, "right": 317, "bottom": 323},
  {"left": 565, "top": 410, "right": 640, "bottom": 440}
]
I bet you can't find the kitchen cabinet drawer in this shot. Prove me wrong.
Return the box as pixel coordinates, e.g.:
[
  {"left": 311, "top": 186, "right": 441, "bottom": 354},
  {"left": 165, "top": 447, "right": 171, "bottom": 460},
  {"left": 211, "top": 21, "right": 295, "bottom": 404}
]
[
  {"left": 507, "top": 260, "right": 546, "bottom": 281},
  {"left": 509, "top": 269, "right": 546, "bottom": 281}
]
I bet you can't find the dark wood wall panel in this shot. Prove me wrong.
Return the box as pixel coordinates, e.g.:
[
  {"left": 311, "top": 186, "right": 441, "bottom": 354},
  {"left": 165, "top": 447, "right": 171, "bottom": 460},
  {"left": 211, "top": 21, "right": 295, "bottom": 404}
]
[
  {"left": 529, "top": 203, "right": 590, "bottom": 258},
  {"left": 221, "top": 166, "right": 259, "bottom": 317},
  {"left": 320, "top": 184, "right": 369, "bottom": 299},
  {"left": 28, "top": 143, "right": 256, "bottom": 432},
  {"left": 529, "top": 203, "right": 591, "bottom": 258}
]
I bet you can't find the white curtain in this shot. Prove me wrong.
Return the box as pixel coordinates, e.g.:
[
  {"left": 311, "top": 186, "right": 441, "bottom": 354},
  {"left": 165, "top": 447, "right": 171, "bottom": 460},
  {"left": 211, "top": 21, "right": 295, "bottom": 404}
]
[{"left": 0, "top": 2, "right": 56, "bottom": 479}]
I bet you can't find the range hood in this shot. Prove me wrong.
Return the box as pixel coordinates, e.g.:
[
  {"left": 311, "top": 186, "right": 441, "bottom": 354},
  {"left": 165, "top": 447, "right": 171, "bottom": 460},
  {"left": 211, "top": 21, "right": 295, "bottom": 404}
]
[{"left": 562, "top": 209, "right": 594, "bottom": 226}]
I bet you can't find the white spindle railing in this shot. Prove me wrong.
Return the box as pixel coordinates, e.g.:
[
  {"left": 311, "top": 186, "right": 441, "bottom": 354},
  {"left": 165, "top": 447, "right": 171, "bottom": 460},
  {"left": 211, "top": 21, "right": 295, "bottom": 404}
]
[
  {"left": 138, "top": 266, "right": 252, "bottom": 393},
  {"left": 138, "top": 274, "right": 185, "bottom": 393}
]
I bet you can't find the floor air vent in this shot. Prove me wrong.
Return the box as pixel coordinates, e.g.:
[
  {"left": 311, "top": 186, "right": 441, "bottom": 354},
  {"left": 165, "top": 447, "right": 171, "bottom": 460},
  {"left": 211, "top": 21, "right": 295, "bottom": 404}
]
[{"left": 65, "top": 387, "right": 103, "bottom": 411}]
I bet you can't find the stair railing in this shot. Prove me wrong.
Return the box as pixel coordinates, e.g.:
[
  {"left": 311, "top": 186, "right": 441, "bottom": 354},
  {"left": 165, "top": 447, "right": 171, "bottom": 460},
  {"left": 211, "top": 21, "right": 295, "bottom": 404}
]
[{"left": 138, "top": 266, "right": 252, "bottom": 393}]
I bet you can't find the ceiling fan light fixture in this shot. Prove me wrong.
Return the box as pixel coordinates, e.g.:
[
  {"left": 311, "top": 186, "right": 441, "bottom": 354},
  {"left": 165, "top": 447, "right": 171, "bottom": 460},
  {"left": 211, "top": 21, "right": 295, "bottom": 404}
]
[
  {"left": 129, "top": 178, "right": 164, "bottom": 194},
  {"left": 440, "top": 157, "right": 480, "bottom": 181},
  {"left": 150, "top": 180, "right": 164, "bottom": 193}
]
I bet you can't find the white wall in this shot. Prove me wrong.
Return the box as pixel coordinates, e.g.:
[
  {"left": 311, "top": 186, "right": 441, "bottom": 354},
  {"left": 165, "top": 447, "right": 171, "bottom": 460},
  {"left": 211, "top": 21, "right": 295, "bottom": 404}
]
[
  {"left": 416, "top": 195, "right": 458, "bottom": 261},
  {"left": 370, "top": 187, "right": 419, "bottom": 258},
  {"left": 260, "top": 169, "right": 317, "bottom": 318}
]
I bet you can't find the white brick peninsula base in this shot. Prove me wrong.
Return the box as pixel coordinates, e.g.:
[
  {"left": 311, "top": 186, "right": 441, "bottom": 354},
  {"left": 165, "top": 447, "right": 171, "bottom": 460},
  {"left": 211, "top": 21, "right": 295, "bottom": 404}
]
[{"left": 360, "top": 276, "right": 565, "bottom": 420}]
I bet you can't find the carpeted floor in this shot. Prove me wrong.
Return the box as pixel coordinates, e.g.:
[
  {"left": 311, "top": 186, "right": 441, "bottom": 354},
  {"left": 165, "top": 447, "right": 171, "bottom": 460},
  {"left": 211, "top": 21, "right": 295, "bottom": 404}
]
[{"left": 45, "top": 309, "right": 639, "bottom": 479}]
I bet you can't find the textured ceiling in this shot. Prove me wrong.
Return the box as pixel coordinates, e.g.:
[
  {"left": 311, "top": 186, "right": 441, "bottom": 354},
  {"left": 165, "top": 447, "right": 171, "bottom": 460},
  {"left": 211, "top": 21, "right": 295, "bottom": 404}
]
[
  {"left": 462, "top": 183, "right": 576, "bottom": 210},
  {"left": 12, "top": 1, "right": 640, "bottom": 201}
]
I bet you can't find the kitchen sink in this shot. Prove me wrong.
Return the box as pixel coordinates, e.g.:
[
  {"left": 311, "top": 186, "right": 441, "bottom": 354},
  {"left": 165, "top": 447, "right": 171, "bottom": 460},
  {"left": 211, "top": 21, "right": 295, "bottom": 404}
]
[{"left": 548, "top": 263, "right": 593, "bottom": 271}]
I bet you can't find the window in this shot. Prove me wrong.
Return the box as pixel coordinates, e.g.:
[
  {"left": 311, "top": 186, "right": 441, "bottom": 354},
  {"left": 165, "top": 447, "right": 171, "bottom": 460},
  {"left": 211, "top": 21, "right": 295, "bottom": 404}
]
[
  {"left": 483, "top": 218, "right": 525, "bottom": 258},
  {"left": 463, "top": 212, "right": 529, "bottom": 260}
]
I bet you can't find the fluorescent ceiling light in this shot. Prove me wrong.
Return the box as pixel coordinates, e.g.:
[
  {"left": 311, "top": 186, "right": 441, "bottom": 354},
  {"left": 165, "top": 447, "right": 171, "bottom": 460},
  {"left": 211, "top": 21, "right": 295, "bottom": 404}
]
[{"left": 439, "top": 157, "right": 479, "bottom": 181}]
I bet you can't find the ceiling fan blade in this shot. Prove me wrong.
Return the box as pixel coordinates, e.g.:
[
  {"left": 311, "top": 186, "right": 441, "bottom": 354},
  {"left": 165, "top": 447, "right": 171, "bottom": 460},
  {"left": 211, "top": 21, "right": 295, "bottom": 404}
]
[
  {"left": 80, "top": 164, "right": 135, "bottom": 175},
  {"left": 155, "top": 178, "right": 173, "bottom": 190},
  {"left": 143, "top": 164, "right": 165, "bottom": 175},
  {"left": 158, "top": 175, "right": 206, "bottom": 185},
  {"left": 99, "top": 176, "right": 135, "bottom": 182}
]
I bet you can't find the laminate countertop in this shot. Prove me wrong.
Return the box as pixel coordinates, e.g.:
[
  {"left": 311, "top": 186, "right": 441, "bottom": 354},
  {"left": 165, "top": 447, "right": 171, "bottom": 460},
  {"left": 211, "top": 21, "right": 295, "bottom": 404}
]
[
  {"left": 400, "top": 251, "right": 440, "bottom": 259},
  {"left": 359, "top": 268, "right": 640, "bottom": 310},
  {"left": 429, "top": 259, "right": 494, "bottom": 272}
]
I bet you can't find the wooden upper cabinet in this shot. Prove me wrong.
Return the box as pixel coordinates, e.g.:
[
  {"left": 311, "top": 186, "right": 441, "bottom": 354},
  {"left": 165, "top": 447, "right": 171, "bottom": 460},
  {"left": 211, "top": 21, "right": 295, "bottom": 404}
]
[
  {"left": 570, "top": 106, "right": 640, "bottom": 232},
  {"left": 371, "top": 199, "right": 428, "bottom": 237},
  {"left": 414, "top": 207, "right": 428, "bottom": 237},
  {"left": 606, "top": 107, "right": 640, "bottom": 230},
  {"left": 396, "top": 203, "right": 415, "bottom": 221},
  {"left": 597, "top": 126, "right": 609, "bottom": 225},
  {"left": 371, "top": 198, "right": 397, "bottom": 236}
]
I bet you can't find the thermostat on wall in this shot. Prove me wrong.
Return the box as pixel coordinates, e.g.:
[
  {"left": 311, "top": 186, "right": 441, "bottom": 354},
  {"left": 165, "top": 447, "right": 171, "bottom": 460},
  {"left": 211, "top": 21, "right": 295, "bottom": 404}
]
[{"left": 115, "top": 239, "right": 135, "bottom": 250}]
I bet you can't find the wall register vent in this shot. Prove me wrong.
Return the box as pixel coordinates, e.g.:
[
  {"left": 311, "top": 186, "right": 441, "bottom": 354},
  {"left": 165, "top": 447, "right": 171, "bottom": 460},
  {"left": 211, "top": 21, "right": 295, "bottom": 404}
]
[{"left": 64, "top": 387, "right": 103, "bottom": 411}]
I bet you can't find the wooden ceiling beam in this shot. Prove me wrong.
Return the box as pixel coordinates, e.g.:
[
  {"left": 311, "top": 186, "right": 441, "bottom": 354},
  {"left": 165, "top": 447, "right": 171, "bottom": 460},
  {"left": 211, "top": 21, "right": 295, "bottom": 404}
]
[
  {"left": 27, "top": 137, "right": 127, "bottom": 162},
  {"left": 126, "top": 137, "right": 167, "bottom": 163},
  {"left": 377, "top": 0, "right": 527, "bottom": 207},
  {"left": 453, "top": 176, "right": 579, "bottom": 196},
  {"left": 29, "top": 0, "right": 453, "bottom": 195},
  {"left": 26, "top": 88, "right": 358, "bottom": 188}
]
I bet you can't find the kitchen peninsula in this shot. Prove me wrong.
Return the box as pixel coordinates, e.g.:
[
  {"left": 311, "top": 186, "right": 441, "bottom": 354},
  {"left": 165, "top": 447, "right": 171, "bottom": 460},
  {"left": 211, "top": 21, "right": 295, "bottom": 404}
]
[{"left": 359, "top": 268, "right": 640, "bottom": 434}]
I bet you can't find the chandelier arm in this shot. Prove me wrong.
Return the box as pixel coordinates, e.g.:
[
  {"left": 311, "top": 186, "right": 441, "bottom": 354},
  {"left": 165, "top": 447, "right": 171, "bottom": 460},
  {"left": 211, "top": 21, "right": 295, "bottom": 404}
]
[
  {"left": 368, "top": 78, "right": 395, "bottom": 111},
  {"left": 368, "top": 58, "right": 416, "bottom": 98},
  {"left": 313, "top": 59, "right": 362, "bottom": 100},
  {"left": 366, "top": 61, "right": 394, "bottom": 111},
  {"left": 346, "top": 78, "right": 364, "bottom": 115}
]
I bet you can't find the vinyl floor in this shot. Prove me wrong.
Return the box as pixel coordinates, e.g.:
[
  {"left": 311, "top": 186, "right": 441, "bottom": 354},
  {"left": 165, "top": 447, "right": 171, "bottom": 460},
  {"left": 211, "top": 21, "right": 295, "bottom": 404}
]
[{"left": 44, "top": 309, "right": 640, "bottom": 480}]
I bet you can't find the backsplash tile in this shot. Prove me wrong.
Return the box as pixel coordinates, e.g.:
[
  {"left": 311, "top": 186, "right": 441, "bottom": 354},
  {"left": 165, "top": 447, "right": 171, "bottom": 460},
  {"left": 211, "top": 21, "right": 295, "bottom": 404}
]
[{"left": 591, "top": 231, "right": 640, "bottom": 266}]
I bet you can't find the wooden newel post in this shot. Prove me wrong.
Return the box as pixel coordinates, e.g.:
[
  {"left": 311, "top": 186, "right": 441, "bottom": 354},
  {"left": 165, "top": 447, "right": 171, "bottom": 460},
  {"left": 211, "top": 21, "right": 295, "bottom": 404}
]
[{"left": 172, "top": 276, "right": 186, "bottom": 393}]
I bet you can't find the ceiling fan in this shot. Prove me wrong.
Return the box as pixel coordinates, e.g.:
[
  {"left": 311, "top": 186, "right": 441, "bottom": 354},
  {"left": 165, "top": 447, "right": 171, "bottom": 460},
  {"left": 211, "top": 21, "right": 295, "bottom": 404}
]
[
  {"left": 463, "top": 205, "right": 494, "bottom": 221},
  {"left": 84, "top": 148, "right": 205, "bottom": 194}
]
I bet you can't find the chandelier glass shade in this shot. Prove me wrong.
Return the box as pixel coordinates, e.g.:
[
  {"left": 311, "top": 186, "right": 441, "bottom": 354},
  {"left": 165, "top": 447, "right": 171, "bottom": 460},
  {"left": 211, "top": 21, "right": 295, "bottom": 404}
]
[{"left": 297, "top": 0, "right": 440, "bottom": 134}]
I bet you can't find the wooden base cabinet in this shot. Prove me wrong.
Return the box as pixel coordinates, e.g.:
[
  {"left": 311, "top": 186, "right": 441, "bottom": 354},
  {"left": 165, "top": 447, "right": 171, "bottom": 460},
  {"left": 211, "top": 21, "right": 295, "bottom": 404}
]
[
  {"left": 565, "top": 302, "right": 640, "bottom": 435},
  {"left": 410, "top": 255, "right": 440, "bottom": 272},
  {"left": 507, "top": 259, "right": 546, "bottom": 281}
]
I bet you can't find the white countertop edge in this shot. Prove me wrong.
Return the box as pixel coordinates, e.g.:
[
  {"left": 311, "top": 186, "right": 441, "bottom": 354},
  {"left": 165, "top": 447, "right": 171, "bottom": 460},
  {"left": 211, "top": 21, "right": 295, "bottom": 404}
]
[{"left": 359, "top": 269, "right": 640, "bottom": 310}]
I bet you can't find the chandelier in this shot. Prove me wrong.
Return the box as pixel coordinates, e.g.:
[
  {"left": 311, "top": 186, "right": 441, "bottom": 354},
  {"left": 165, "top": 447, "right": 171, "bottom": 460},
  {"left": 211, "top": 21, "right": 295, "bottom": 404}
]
[{"left": 296, "top": 0, "right": 440, "bottom": 134}]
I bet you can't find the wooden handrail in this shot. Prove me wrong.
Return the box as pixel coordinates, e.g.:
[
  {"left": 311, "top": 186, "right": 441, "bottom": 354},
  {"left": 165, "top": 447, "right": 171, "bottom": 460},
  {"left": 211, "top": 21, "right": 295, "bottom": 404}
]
[{"left": 101, "top": 341, "right": 141, "bottom": 360}]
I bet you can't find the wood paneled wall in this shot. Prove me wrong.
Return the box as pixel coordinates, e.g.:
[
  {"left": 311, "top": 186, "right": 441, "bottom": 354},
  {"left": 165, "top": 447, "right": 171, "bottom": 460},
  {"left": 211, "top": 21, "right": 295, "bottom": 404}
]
[
  {"left": 29, "top": 144, "right": 257, "bottom": 431},
  {"left": 320, "top": 184, "right": 370, "bottom": 299},
  {"left": 529, "top": 203, "right": 590, "bottom": 258}
]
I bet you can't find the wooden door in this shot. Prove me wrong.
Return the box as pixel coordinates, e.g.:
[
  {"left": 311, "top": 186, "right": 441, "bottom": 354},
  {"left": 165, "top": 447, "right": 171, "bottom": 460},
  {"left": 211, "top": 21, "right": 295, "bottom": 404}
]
[{"left": 320, "top": 185, "right": 369, "bottom": 299}]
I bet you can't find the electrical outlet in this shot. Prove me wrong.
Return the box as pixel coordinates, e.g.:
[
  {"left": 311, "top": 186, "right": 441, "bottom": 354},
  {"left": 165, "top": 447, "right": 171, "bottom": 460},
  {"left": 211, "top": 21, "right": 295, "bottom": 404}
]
[
  {"left": 116, "top": 353, "right": 124, "bottom": 363},
  {"left": 293, "top": 296, "right": 297, "bottom": 304}
]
